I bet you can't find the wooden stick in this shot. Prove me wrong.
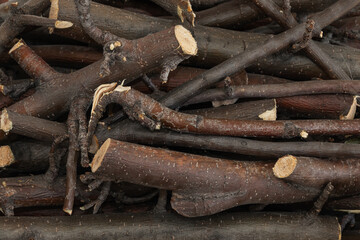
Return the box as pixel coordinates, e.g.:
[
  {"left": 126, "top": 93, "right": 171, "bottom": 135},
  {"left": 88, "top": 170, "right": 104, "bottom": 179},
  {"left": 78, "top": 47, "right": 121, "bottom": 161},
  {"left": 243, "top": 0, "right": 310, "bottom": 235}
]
[
  {"left": 91, "top": 139, "right": 360, "bottom": 217},
  {"left": 57, "top": 0, "right": 360, "bottom": 80},
  {"left": 0, "top": 212, "right": 341, "bottom": 240},
  {"left": 273, "top": 155, "right": 360, "bottom": 190},
  {"left": 89, "top": 85, "right": 360, "bottom": 138},
  {"left": 0, "top": 109, "right": 67, "bottom": 141},
  {"left": 5, "top": 25, "right": 197, "bottom": 120}
]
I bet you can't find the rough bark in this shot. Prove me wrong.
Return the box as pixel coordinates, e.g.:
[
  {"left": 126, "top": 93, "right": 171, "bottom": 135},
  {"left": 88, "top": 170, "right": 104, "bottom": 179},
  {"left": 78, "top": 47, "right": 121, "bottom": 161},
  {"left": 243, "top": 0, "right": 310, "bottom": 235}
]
[
  {"left": 0, "top": 212, "right": 341, "bottom": 240},
  {"left": 0, "top": 109, "right": 67, "bottom": 141},
  {"left": 57, "top": 0, "right": 360, "bottom": 80},
  {"left": 273, "top": 155, "right": 360, "bottom": 191},
  {"left": 91, "top": 139, "right": 360, "bottom": 217},
  {"left": 3, "top": 25, "right": 197, "bottom": 121},
  {"left": 90, "top": 85, "right": 360, "bottom": 138},
  {"left": 184, "top": 99, "right": 277, "bottom": 120}
]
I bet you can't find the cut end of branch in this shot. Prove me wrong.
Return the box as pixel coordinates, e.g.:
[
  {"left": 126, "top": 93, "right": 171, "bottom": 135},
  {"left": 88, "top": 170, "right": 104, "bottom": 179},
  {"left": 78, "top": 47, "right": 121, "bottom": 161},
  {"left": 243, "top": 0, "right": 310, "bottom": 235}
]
[
  {"left": 177, "top": 0, "right": 196, "bottom": 26},
  {"left": 300, "top": 130, "right": 308, "bottom": 139},
  {"left": 0, "top": 145, "right": 15, "bottom": 167},
  {"left": 91, "top": 138, "right": 112, "bottom": 173},
  {"left": 63, "top": 208, "right": 73, "bottom": 215},
  {"left": 174, "top": 25, "right": 197, "bottom": 56},
  {"left": 273, "top": 155, "right": 297, "bottom": 179},
  {"left": 0, "top": 109, "right": 13, "bottom": 134},
  {"left": 258, "top": 99, "right": 277, "bottom": 121},
  {"left": 8, "top": 39, "right": 24, "bottom": 54},
  {"left": 54, "top": 20, "right": 73, "bottom": 29},
  {"left": 89, "top": 135, "right": 99, "bottom": 154},
  {"left": 0, "top": 85, "right": 4, "bottom": 94},
  {"left": 91, "top": 82, "right": 118, "bottom": 115},
  {"left": 340, "top": 95, "right": 358, "bottom": 120}
]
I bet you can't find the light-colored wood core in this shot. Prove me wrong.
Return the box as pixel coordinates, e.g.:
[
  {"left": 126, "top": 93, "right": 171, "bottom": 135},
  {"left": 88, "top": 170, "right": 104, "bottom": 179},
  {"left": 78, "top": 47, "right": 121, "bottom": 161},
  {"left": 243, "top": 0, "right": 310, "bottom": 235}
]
[
  {"left": 340, "top": 95, "right": 358, "bottom": 120},
  {"left": 258, "top": 99, "right": 277, "bottom": 121},
  {"left": 91, "top": 138, "right": 112, "bottom": 172},
  {"left": 0, "top": 109, "right": 13, "bottom": 133},
  {"left": 175, "top": 25, "right": 197, "bottom": 56},
  {"left": 54, "top": 20, "right": 73, "bottom": 29},
  {"left": 273, "top": 155, "right": 298, "bottom": 178},
  {"left": 8, "top": 39, "right": 24, "bottom": 54},
  {"left": 0, "top": 146, "right": 15, "bottom": 167}
]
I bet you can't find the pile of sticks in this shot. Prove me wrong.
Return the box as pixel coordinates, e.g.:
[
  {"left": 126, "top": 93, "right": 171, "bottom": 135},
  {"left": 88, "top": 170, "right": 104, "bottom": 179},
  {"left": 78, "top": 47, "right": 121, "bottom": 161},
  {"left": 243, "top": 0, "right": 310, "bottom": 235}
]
[{"left": 1, "top": 0, "right": 360, "bottom": 239}]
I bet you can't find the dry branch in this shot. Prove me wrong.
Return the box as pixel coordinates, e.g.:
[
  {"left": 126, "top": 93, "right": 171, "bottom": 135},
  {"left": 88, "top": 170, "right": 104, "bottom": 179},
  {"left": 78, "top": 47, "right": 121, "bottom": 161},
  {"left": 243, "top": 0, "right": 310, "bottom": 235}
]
[
  {"left": 90, "top": 139, "right": 360, "bottom": 217},
  {"left": 0, "top": 212, "right": 341, "bottom": 240}
]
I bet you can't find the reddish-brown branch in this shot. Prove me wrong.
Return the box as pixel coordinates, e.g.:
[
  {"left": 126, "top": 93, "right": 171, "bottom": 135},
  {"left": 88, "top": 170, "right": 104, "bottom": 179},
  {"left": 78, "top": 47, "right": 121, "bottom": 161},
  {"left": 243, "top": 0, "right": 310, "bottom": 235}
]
[
  {"left": 89, "top": 85, "right": 360, "bottom": 139},
  {"left": 273, "top": 155, "right": 360, "bottom": 192},
  {"left": 0, "top": 212, "right": 341, "bottom": 239},
  {"left": 91, "top": 139, "right": 360, "bottom": 217},
  {"left": 9, "top": 40, "right": 62, "bottom": 83}
]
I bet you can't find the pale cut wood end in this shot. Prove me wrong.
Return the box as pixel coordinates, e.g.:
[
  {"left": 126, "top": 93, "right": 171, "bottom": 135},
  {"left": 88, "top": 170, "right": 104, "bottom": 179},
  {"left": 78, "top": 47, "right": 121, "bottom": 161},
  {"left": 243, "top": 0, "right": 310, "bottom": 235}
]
[
  {"left": 54, "top": 20, "right": 73, "bottom": 29},
  {"left": 174, "top": 25, "right": 197, "bottom": 56},
  {"left": 0, "top": 145, "right": 15, "bottom": 167},
  {"left": 8, "top": 39, "right": 24, "bottom": 54},
  {"left": 273, "top": 155, "right": 297, "bottom": 179},
  {"left": 340, "top": 95, "right": 358, "bottom": 120},
  {"left": 0, "top": 109, "right": 13, "bottom": 133},
  {"left": 258, "top": 99, "right": 277, "bottom": 121},
  {"left": 91, "top": 138, "right": 112, "bottom": 173}
]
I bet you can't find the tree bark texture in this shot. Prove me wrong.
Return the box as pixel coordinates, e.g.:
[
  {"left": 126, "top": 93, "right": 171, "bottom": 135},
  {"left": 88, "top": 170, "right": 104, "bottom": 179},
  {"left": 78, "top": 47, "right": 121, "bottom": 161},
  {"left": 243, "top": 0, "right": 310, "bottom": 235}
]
[
  {"left": 91, "top": 139, "right": 360, "bottom": 217},
  {"left": 0, "top": 212, "right": 341, "bottom": 240}
]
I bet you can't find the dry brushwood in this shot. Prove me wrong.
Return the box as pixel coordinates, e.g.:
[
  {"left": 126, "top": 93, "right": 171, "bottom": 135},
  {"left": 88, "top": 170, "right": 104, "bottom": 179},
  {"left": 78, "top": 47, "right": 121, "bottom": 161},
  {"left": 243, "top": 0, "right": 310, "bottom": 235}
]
[
  {"left": 88, "top": 83, "right": 360, "bottom": 139},
  {"left": 0, "top": 25, "right": 197, "bottom": 123},
  {"left": 89, "top": 139, "right": 360, "bottom": 217},
  {"left": 0, "top": 212, "right": 341, "bottom": 240}
]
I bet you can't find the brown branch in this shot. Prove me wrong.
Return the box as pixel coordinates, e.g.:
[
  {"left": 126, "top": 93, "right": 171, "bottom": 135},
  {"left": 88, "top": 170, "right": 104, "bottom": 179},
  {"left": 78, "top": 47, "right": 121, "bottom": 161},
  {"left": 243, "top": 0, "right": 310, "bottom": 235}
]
[
  {"left": 0, "top": 212, "right": 340, "bottom": 239},
  {"left": 0, "top": 0, "right": 50, "bottom": 53},
  {"left": 3, "top": 112, "right": 360, "bottom": 163},
  {"left": 89, "top": 85, "right": 360, "bottom": 138},
  {"left": 252, "top": 0, "right": 351, "bottom": 79},
  {"left": 151, "top": 0, "right": 196, "bottom": 26},
  {"left": 57, "top": 0, "right": 360, "bottom": 80},
  {"left": 273, "top": 155, "right": 360, "bottom": 190},
  {"left": 187, "top": 80, "right": 360, "bottom": 105},
  {"left": 4, "top": 25, "right": 196, "bottom": 121},
  {"left": 9, "top": 40, "right": 62, "bottom": 83},
  {"left": 0, "top": 109, "right": 67, "bottom": 141},
  {"left": 90, "top": 139, "right": 360, "bottom": 217},
  {"left": 159, "top": 0, "right": 359, "bottom": 109}
]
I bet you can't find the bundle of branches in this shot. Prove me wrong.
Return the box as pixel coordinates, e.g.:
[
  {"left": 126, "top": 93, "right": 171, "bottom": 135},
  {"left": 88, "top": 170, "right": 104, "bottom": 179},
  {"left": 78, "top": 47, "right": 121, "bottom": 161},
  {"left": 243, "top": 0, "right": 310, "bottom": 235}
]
[{"left": 1, "top": 0, "right": 360, "bottom": 239}]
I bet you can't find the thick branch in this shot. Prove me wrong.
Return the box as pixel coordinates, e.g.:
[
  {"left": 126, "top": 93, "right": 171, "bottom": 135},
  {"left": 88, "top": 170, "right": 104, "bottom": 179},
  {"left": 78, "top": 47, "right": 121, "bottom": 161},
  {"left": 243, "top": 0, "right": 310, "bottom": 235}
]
[
  {"left": 151, "top": 0, "right": 195, "bottom": 25},
  {"left": 273, "top": 155, "right": 360, "bottom": 191},
  {"left": 57, "top": 0, "right": 360, "bottom": 80},
  {"left": 0, "top": 212, "right": 340, "bottom": 240},
  {"left": 91, "top": 139, "right": 360, "bottom": 217},
  {"left": 0, "top": 109, "right": 67, "bottom": 141},
  {"left": 251, "top": 0, "right": 350, "bottom": 79},
  {"left": 187, "top": 80, "right": 360, "bottom": 104},
  {"left": 9, "top": 40, "right": 62, "bottom": 83},
  {"left": 5, "top": 25, "right": 197, "bottom": 120},
  {"left": 90, "top": 86, "right": 360, "bottom": 138}
]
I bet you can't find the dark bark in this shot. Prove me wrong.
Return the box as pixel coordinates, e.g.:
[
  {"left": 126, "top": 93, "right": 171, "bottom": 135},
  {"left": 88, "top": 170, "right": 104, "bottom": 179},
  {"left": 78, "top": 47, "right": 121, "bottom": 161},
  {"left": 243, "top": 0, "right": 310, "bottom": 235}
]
[
  {"left": 0, "top": 0, "right": 51, "bottom": 53},
  {"left": 187, "top": 80, "right": 360, "bottom": 105},
  {"left": 89, "top": 86, "right": 360, "bottom": 138},
  {"left": 57, "top": 0, "right": 360, "bottom": 80},
  {"left": 184, "top": 99, "right": 277, "bottom": 120},
  {"left": 273, "top": 155, "right": 360, "bottom": 192},
  {"left": 0, "top": 109, "right": 67, "bottom": 141},
  {"left": 0, "top": 212, "right": 341, "bottom": 240},
  {"left": 91, "top": 139, "right": 360, "bottom": 217},
  {"left": 3, "top": 25, "right": 196, "bottom": 121},
  {"left": 151, "top": 0, "right": 195, "bottom": 25},
  {"left": 251, "top": 0, "right": 350, "bottom": 80}
]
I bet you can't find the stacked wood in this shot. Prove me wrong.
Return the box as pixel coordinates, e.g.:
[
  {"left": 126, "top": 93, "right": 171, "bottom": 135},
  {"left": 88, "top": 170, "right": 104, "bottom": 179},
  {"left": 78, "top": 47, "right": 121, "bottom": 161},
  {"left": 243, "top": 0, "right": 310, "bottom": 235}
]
[{"left": 1, "top": 0, "right": 360, "bottom": 238}]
